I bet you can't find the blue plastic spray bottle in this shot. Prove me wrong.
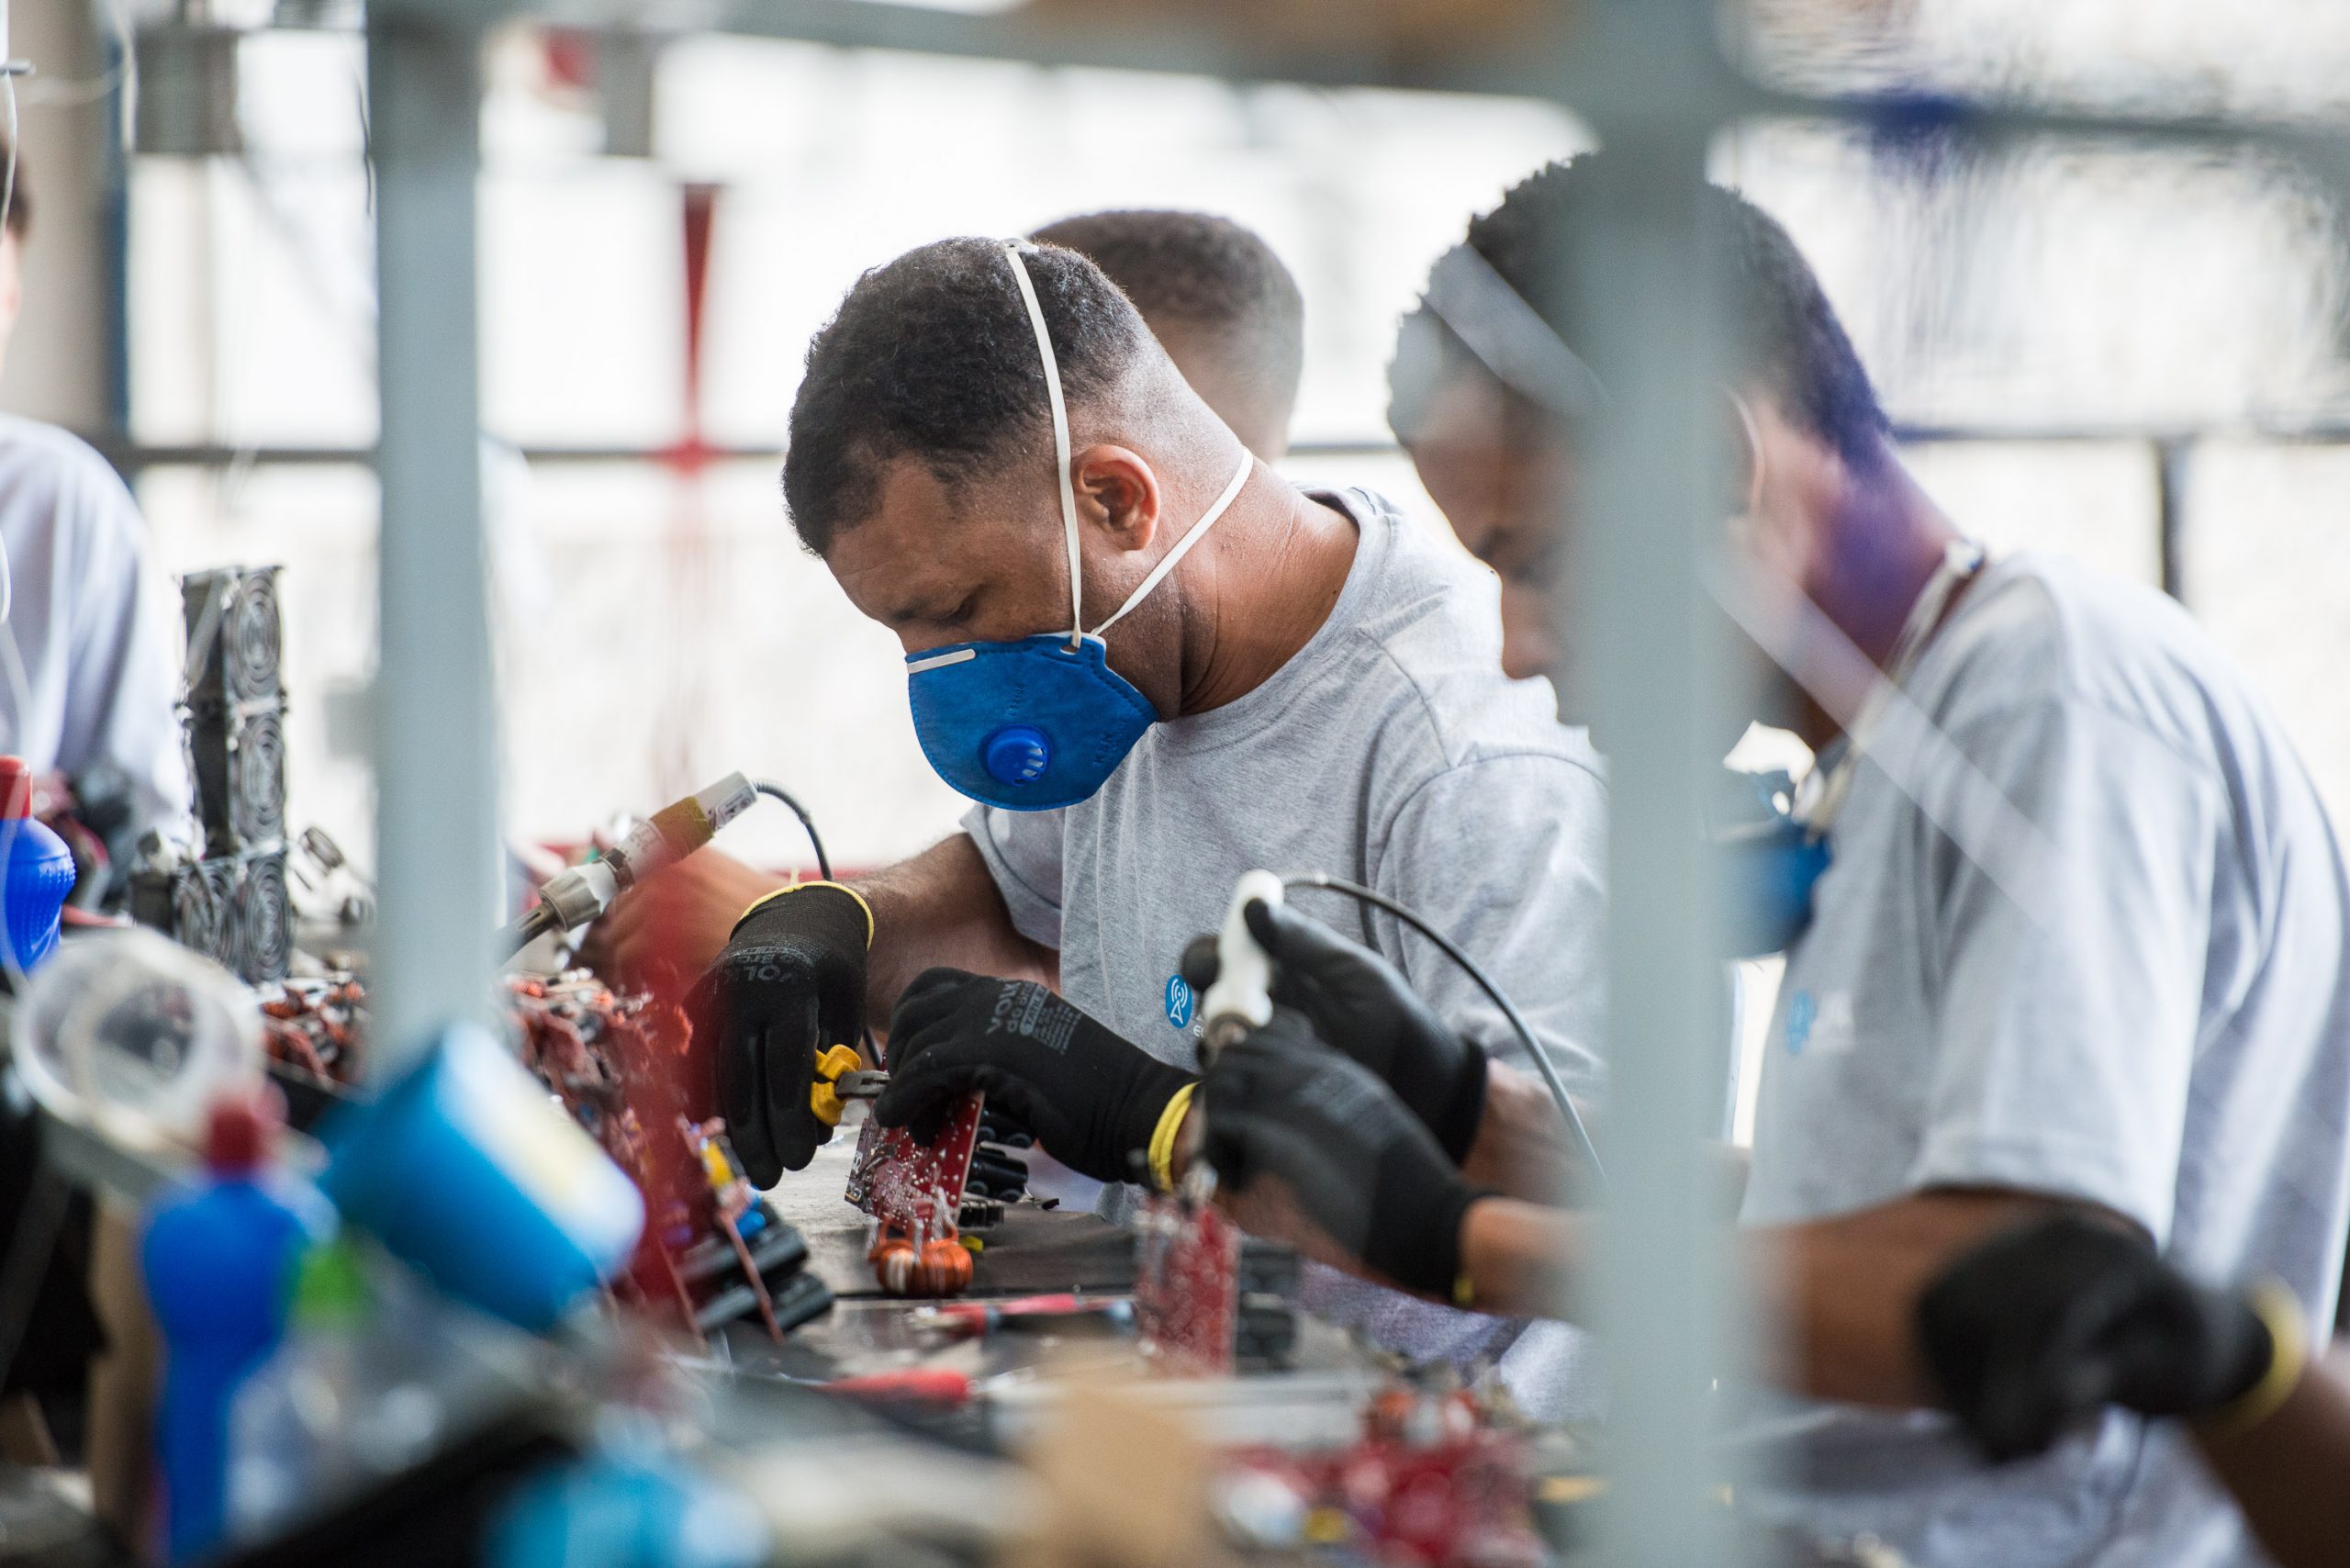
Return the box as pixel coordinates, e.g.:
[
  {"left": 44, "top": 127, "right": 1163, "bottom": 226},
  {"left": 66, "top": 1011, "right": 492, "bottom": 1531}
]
[
  {"left": 141, "top": 1091, "right": 323, "bottom": 1564},
  {"left": 0, "top": 755, "right": 75, "bottom": 974}
]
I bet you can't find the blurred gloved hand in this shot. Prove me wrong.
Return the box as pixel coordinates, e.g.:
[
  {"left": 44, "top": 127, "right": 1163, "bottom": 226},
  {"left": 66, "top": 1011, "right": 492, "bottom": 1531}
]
[
  {"left": 587, "top": 846, "right": 785, "bottom": 992},
  {"left": 874, "top": 969, "right": 1194, "bottom": 1187},
  {"left": 1917, "top": 1211, "right": 2278, "bottom": 1462},
  {"left": 684, "top": 882, "right": 870, "bottom": 1185},
  {"left": 1181, "top": 899, "right": 1487, "bottom": 1160},
  {"left": 1201, "top": 1009, "right": 1486, "bottom": 1298}
]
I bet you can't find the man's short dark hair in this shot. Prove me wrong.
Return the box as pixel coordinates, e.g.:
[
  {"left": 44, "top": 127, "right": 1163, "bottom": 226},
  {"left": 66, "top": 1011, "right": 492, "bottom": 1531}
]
[
  {"left": 783, "top": 237, "right": 1149, "bottom": 554},
  {"left": 1031, "top": 209, "right": 1304, "bottom": 422},
  {"left": 1389, "top": 157, "right": 1889, "bottom": 469}
]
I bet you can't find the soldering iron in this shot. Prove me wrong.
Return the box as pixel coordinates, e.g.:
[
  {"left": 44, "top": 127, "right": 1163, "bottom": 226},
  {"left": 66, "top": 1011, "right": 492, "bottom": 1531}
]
[{"left": 499, "top": 773, "right": 763, "bottom": 957}]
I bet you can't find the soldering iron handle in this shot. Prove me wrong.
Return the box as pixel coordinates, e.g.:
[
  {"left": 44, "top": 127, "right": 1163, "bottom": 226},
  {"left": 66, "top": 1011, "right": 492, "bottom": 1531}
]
[{"left": 1199, "top": 868, "right": 1284, "bottom": 1060}]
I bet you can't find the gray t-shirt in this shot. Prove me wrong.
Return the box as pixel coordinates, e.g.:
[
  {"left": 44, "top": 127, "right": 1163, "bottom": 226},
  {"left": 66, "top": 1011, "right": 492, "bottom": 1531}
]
[
  {"left": 963, "top": 487, "right": 1608, "bottom": 1415},
  {"left": 1737, "top": 553, "right": 2350, "bottom": 1566}
]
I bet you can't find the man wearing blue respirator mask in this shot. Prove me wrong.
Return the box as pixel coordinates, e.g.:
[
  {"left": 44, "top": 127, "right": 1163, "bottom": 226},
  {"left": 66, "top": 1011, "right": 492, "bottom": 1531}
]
[{"left": 676, "top": 234, "right": 1610, "bottom": 1408}]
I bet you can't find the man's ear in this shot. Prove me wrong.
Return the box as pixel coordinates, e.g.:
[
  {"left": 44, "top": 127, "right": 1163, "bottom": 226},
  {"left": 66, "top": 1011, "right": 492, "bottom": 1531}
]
[{"left": 1070, "top": 444, "right": 1161, "bottom": 554}]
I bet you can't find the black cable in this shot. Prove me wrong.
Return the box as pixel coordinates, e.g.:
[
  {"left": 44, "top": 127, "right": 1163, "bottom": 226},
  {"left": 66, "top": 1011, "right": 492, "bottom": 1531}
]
[
  {"left": 752, "top": 779, "right": 834, "bottom": 884},
  {"left": 1280, "top": 871, "right": 1606, "bottom": 1191},
  {"left": 751, "top": 779, "right": 874, "bottom": 1058}
]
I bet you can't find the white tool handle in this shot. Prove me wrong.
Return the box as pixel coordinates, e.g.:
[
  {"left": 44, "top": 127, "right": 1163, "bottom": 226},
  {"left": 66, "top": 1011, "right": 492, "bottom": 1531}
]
[{"left": 1200, "top": 868, "right": 1283, "bottom": 1058}]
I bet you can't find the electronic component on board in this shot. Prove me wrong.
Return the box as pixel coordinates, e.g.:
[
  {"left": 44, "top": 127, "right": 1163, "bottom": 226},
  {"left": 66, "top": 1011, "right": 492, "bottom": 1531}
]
[{"left": 845, "top": 1089, "right": 985, "bottom": 1297}]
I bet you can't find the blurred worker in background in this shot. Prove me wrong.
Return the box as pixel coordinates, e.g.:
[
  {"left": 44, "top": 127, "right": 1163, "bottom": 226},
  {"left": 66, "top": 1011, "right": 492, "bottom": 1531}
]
[
  {"left": 1029, "top": 208, "right": 1305, "bottom": 463},
  {"left": 623, "top": 230, "right": 1608, "bottom": 1411},
  {"left": 1188, "top": 155, "right": 2350, "bottom": 1568},
  {"left": 1919, "top": 1212, "right": 2350, "bottom": 1568},
  {"left": 0, "top": 140, "right": 190, "bottom": 851},
  {"left": 595, "top": 207, "right": 1307, "bottom": 984}
]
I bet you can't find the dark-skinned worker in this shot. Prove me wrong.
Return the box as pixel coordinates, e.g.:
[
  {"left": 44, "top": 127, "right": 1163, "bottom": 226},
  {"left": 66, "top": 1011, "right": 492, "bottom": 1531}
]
[
  {"left": 1184, "top": 156, "right": 2350, "bottom": 1568},
  {"left": 627, "top": 231, "right": 1610, "bottom": 1412},
  {"left": 1920, "top": 1212, "right": 2350, "bottom": 1568},
  {"left": 591, "top": 211, "right": 1309, "bottom": 998}
]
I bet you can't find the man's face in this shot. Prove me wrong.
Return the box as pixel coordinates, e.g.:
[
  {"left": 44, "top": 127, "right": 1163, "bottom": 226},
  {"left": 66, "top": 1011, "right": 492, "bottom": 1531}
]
[
  {"left": 1407, "top": 372, "right": 1791, "bottom": 741},
  {"left": 1404, "top": 375, "right": 1579, "bottom": 696},
  {"left": 822, "top": 454, "right": 1187, "bottom": 718}
]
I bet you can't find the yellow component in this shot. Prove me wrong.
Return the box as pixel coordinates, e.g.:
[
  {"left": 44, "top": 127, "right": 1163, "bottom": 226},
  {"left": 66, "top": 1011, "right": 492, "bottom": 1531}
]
[
  {"left": 699, "top": 1140, "right": 737, "bottom": 1188},
  {"left": 1147, "top": 1081, "right": 1197, "bottom": 1193},
  {"left": 809, "top": 1043, "right": 864, "bottom": 1127},
  {"left": 1303, "top": 1508, "right": 1350, "bottom": 1546},
  {"left": 960, "top": 1236, "right": 983, "bottom": 1253},
  {"left": 737, "top": 880, "right": 876, "bottom": 947},
  {"left": 1538, "top": 1475, "right": 1606, "bottom": 1506}
]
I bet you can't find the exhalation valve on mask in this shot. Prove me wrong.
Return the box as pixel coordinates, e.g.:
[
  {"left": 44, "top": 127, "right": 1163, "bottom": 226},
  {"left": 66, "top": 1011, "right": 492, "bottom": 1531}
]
[{"left": 903, "top": 240, "right": 1255, "bottom": 812}]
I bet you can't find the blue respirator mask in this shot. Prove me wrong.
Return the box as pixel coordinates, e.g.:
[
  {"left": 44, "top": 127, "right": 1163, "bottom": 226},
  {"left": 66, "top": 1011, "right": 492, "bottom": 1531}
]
[{"left": 905, "top": 241, "right": 1258, "bottom": 812}]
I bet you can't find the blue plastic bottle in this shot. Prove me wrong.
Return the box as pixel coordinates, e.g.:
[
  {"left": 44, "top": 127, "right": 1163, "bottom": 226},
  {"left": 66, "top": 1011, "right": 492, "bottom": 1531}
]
[
  {"left": 141, "top": 1092, "right": 324, "bottom": 1564},
  {"left": 0, "top": 755, "right": 74, "bottom": 973}
]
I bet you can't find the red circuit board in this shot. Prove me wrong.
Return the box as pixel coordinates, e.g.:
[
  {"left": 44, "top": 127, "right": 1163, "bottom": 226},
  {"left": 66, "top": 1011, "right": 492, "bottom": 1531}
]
[
  {"left": 1134, "top": 1190, "right": 1240, "bottom": 1375},
  {"left": 844, "top": 1092, "right": 984, "bottom": 1230}
]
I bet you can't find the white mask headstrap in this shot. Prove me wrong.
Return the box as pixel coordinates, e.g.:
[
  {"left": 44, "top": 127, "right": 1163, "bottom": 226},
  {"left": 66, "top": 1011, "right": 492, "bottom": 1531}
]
[{"left": 1003, "top": 241, "right": 1255, "bottom": 646}]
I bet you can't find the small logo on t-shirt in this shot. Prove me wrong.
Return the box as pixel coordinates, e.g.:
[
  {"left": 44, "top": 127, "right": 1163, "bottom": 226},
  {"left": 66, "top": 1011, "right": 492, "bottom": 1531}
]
[
  {"left": 1785, "top": 990, "right": 1816, "bottom": 1055},
  {"left": 1163, "top": 974, "right": 1195, "bottom": 1031},
  {"left": 1785, "top": 988, "right": 1853, "bottom": 1057}
]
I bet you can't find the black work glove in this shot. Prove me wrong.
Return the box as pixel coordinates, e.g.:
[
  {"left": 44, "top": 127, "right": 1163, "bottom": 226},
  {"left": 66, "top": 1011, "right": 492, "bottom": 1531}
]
[
  {"left": 1181, "top": 900, "right": 1488, "bottom": 1161},
  {"left": 873, "top": 969, "right": 1194, "bottom": 1187},
  {"left": 1916, "top": 1212, "right": 2277, "bottom": 1463},
  {"left": 684, "top": 883, "right": 869, "bottom": 1185},
  {"left": 1201, "top": 1009, "right": 1488, "bottom": 1299}
]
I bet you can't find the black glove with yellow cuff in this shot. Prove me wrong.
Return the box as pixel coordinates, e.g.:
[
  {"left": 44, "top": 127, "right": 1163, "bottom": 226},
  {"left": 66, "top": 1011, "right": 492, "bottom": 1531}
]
[
  {"left": 1917, "top": 1211, "right": 2303, "bottom": 1462},
  {"left": 1201, "top": 1009, "right": 1488, "bottom": 1301},
  {"left": 686, "top": 881, "right": 872, "bottom": 1186},
  {"left": 873, "top": 969, "right": 1196, "bottom": 1189}
]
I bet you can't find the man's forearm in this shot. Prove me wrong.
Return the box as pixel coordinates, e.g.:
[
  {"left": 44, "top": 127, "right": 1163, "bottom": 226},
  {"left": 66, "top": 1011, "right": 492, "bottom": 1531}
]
[
  {"left": 1461, "top": 1063, "right": 1582, "bottom": 1203},
  {"left": 2194, "top": 1349, "right": 2350, "bottom": 1568},
  {"left": 856, "top": 833, "right": 1056, "bottom": 1026},
  {"left": 1456, "top": 1186, "right": 2065, "bottom": 1408}
]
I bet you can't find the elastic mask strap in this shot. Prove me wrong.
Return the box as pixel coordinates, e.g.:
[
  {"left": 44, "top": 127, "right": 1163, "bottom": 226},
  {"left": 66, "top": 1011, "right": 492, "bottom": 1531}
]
[
  {"left": 1090, "top": 445, "right": 1255, "bottom": 639},
  {"left": 1004, "top": 241, "right": 1086, "bottom": 646}
]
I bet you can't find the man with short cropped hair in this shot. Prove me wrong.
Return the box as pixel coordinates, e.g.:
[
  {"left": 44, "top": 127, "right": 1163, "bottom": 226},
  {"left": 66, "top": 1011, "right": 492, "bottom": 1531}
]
[
  {"left": 673, "top": 233, "right": 1608, "bottom": 1411},
  {"left": 597, "top": 211, "right": 1307, "bottom": 976},
  {"left": 1030, "top": 208, "right": 1305, "bottom": 463}
]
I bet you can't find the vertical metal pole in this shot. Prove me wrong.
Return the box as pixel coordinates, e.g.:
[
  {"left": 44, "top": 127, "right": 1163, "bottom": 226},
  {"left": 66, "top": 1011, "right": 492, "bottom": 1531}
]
[
  {"left": 366, "top": 4, "right": 498, "bottom": 1073},
  {"left": 1561, "top": 2, "right": 1749, "bottom": 1563}
]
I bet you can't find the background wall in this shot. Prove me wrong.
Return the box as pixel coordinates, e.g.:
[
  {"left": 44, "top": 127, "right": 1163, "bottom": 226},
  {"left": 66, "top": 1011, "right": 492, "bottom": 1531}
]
[{"left": 8, "top": 16, "right": 2347, "bottom": 895}]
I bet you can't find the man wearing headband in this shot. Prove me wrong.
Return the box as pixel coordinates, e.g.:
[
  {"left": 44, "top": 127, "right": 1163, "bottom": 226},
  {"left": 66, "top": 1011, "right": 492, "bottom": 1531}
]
[
  {"left": 678, "top": 236, "right": 1610, "bottom": 1404},
  {"left": 1187, "top": 157, "right": 2350, "bottom": 1567}
]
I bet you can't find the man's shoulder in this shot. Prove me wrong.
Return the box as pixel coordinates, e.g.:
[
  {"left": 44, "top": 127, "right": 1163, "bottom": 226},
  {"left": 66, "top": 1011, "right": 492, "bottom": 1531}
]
[
  {"left": 0, "top": 413, "right": 123, "bottom": 478},
  {"left": 1312, "top": 487, "right": 1601, "bottom": 785},
  {"left": 0, "top": 415, "right": 140, "bottom": 525},
  {"left": 1935, "top": 555, "right": 2237, "bottom": 723}
]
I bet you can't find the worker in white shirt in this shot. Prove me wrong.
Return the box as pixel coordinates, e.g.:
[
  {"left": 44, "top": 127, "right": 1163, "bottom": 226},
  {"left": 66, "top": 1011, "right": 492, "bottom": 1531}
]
[{"left": 0, "top": 138, "right": 191, "bottom": 863}]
